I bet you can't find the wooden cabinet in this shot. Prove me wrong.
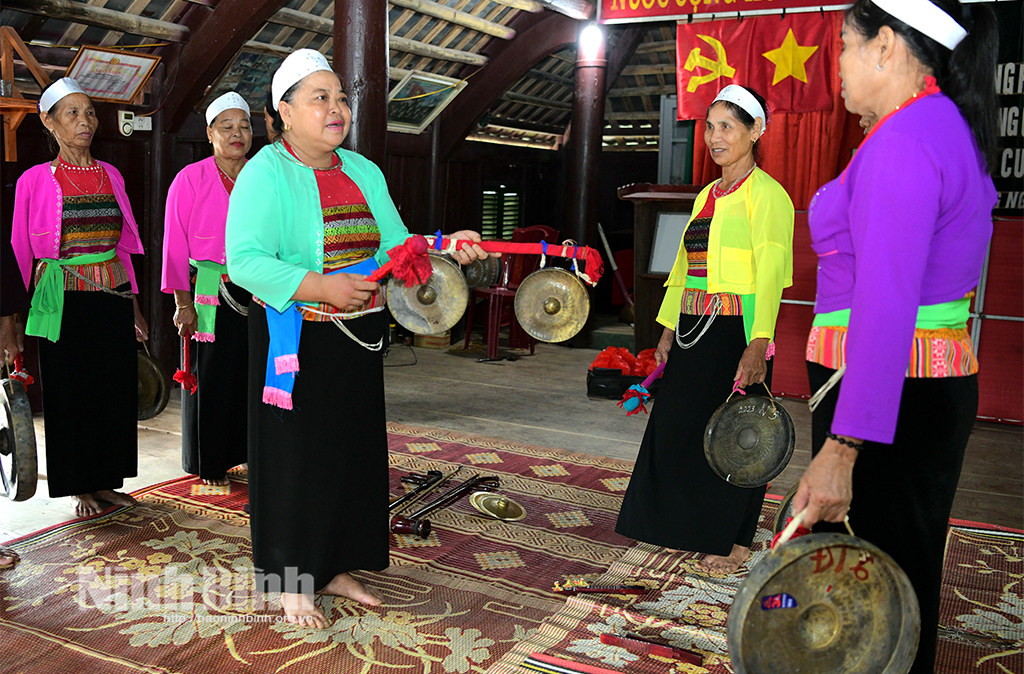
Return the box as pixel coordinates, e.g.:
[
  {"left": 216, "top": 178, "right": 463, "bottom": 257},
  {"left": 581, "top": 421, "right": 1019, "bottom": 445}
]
[{"left": 618, "top": 183, "right": 703, "bottom": 352}]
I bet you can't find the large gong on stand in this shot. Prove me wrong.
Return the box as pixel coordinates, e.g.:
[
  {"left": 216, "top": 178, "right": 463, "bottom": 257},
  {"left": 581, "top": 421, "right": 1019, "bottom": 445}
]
[
  {"left": 386, "top": 253, "right": 469, "bottom": 336},
  {"left": 1, "top": 375, "right": 37, "bottom": 501},
  {"left": 728, "top": 532, "right": 920, "bottom": 673},
  {"left": 704, "top": 388, "right": 795, "bottom": 487}
]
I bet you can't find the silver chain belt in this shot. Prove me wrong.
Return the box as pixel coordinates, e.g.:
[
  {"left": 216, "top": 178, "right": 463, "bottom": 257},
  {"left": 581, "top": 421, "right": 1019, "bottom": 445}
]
[{"left": 63, "top": 265, "right": 134, "bottom": 299}]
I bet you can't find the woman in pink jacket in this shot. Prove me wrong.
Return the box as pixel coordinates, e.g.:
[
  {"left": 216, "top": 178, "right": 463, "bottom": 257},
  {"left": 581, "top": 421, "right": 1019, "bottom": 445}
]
[
  {"left": 161, "top": 92, "right": 252, "bottom": 486},
  {"left": 12, "top": 78, "right": 147, "bottom": 518}
]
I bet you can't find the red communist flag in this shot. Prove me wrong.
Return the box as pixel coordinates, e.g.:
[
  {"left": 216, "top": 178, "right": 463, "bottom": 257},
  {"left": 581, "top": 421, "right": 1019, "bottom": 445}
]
[{"left": 676, "top": 13, "right": 835, "bottom": 120}]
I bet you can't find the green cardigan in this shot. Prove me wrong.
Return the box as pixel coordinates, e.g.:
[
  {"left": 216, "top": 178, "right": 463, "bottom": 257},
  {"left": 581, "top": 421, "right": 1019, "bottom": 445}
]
[{"left": 225, "top": 143, "right": 410, "bottom": 312}]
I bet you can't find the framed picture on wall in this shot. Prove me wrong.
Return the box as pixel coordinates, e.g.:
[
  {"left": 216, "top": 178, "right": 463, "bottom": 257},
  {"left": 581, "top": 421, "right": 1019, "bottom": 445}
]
[
  {"left": 66, "top": 46, "right": 161, "bottom": 104},
  {"left": 648, "top": 212, "right": 691, "bottom": 274},
  {"left": 200, "top": 47, "right": 285, "bottom": 117},
  {"left": 387, "top": 71, "right": 466, "bottom": 135}
]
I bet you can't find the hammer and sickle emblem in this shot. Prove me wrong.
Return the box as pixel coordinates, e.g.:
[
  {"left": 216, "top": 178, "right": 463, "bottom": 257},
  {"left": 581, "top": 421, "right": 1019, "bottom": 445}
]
[{"left": 684, "top": 34, "right": 737, "bottom": 93}]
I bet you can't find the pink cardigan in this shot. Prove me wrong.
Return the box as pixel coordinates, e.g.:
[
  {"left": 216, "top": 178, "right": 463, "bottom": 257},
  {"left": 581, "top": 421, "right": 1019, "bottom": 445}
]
[
  {"left": 161, "top": 156, "right": 231, "bottom": 293},
  {"left": 12, "top": 161, "right": 143, "bottom": 293}
]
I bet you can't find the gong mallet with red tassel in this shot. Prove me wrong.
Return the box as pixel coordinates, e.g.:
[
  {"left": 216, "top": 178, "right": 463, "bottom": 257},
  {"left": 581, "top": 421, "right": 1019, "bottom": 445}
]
[
  {"left": 173, "top": 332, "right": 198, "bottom": 394},
  {"left": 364, "top": 235, "right": 432, "bottom": 286},
  {"left": 618, "top": 361, "right": 666, "bottom": 417}
]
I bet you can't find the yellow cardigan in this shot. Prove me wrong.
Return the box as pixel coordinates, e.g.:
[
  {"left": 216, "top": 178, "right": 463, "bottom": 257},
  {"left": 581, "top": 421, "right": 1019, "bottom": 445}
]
[{"left": 656, "top": 168, "right": 794, "bottom": 342}]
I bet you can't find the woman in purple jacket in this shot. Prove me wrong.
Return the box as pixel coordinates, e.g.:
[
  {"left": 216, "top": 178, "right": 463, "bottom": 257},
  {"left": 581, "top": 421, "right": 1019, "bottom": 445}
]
[
  {"left": 792, "top": 1, "right": 998, "bottom": 671},
  {"left": 162, "top": 92, "right": 252, "bottom": 486},
  {"left": 12, "top": 78, "right": 148, "bottom": 518}
]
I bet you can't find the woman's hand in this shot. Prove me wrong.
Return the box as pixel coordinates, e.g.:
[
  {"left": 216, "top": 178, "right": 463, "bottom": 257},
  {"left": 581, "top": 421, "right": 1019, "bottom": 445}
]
[
  {"left": 0, "top": 314, "right": 25, "bottom": 365},
  {"left": 173, "top": 304, "right": 198, "bottom": 338},
  {"left": 791, "top": 437, "right": 860, "bottom": 527},
  {"left": 734, "top": 337, "right": 769, "bottom": 388},
  {"left": 655, "top": 326, "right": 674, "bottom": 365},
  {"left": 322, "top": 273, "right": 379, "bottom": 314},
  {"left": 448, "top": 230, "right": 498, "bottom": 265},
  {"left": 133, "top": 297, "right": 149, "bottom": 342}
]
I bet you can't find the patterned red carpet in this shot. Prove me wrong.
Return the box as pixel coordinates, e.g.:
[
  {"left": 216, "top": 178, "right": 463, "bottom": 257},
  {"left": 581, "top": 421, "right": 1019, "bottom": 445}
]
[{"left": 1, "top": 423, "right": 1020, "bottom": 673}]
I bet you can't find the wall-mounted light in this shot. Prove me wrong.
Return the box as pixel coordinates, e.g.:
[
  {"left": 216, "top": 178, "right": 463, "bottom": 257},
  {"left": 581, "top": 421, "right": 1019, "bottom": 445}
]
[{"left": 578, "top": 24, "right": 604, "bottom": 63}]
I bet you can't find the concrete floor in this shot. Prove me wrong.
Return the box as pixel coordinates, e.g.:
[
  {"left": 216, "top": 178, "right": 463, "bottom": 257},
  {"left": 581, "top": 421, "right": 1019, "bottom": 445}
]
[{"left": 2, "top": 339, "right": 1022, "bottom": 545}]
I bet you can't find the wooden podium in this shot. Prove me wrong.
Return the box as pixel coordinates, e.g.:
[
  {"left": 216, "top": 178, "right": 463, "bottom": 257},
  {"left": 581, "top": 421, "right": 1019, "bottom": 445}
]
[{"left": 618, "top": 183, "right": 703, "bottom": 352}]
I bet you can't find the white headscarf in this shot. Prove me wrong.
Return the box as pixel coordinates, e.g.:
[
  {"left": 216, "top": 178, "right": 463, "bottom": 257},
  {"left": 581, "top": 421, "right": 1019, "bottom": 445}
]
[
  {"left": 271, "top": 49, "right": 333, "bottom": 108},
  {"left": 712, "top": 85, "right": 767, "bottom": 137},
  {"left": 39, "top": 77, "right": 86, "bottom": 114},
  {"left": 206, "top": 92, "right": 250, "bottom": 126},
  {"left": 870, "top": 0, "right": 967, "bottom": 50}
]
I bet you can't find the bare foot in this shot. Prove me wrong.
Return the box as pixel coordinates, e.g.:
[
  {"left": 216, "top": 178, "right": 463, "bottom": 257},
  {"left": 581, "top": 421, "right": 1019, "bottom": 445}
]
[
  {"left": 318, "top": 572, "right": 382, "bottom": 606},
  {"left": 201, "top": 477, "right": 230, "bottom": 486},
  {"left": 0, "top": 546, "right": 20, "bottom": 570},
  {"left": 281, "top": 592, "right": 328, "bottom": 628},
  {"left": 73, "top": 493, "right": 105, "bottom": 518},
  {"left": 92, "top": 489, "right": 138, "bottom": 508},
  {"left": 695, "top": 544, "right": 750, "bottom": 574}
]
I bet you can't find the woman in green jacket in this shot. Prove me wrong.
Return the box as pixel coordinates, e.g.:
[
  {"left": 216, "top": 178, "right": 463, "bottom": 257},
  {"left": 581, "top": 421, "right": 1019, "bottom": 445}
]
[
  {"left": 616, "top": 85, "right": 794, "bottom": 575},
  {"left": 225, "top": 49, "right": 489, "bottom": 628}
]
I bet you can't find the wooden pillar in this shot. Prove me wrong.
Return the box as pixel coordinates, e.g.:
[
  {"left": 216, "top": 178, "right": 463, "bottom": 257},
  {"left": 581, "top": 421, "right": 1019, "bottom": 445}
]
[
  {"left": 565, "top": 24, "right": 606, "bottom": 246},
  {"left": 143, "top": 110, "right": 177, "bottom": 375},
  {"left": 334, "top": 0, "right": 388, "bottom": 168},
  {"left": 428, "top": 120, "right": 443, "bottom": 234}
]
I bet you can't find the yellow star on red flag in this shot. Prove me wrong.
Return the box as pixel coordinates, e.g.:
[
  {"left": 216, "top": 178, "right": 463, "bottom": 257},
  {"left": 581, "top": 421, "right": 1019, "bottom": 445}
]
[{"left": 762, "top": 29, "right": 819, "bottom": 85}]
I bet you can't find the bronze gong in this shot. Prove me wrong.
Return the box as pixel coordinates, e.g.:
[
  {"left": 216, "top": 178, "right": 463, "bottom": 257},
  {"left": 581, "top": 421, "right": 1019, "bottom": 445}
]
[
  {"left": 704, "top": 392, "right": 795, "bottom": 488},
  {"left": 462, "top": 256, "right": 501, "bottom": 289},
  {"left": 728, "top": 532, "right": 920, "bottom": 674},
  {"left": 773, "top": 484, "right": 800, "bottom": 535},
  {"left": 138, "top": 350, "right": 170, "bottom": 421},
  {"left": 513, "top": 268, "right": 590, "bottom": 343},
  {"left": 386, "top": 253, "right": 468, "bottom": 336},
  {"left": 1, "top": 377, "right": 37, "bottom": 501}
]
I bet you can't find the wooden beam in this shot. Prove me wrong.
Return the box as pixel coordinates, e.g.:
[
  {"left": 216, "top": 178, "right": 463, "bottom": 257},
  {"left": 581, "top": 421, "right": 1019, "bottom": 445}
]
[
  {"left": 537, "top": 0, "right": 594, "bottom": 20},
  {"left": 270, "top": 6, "right": 332, "bottom": 34},
  {"left": 269, "top": 7, "right": 490, "bottom": 66},
  {"left": 492, "top": 0, "right": 544, "bottom": 12},
  {"left": 635, "top": 40, "right": 676, "bottom": 55},
  {"left": 389, "top": 0, "right": 516, "bottom": 40},
  {"left": 438, "top": 11, "right": 577, "bottom": 159},
  {"left": 605, "top": 110, "right": 659, "bottom": 120},
  {"left": 619, "top": 63, "right": 676, "bottom": 77},
  {"left": 5, "top": 0, "right": 190, "bottom": 43},
  {"left": 526, "top": 67, "right": 572, "bottom": 88},
  {"left": 162, "top": 0, "right": 287, "bottom": 132},
  {"left": 389, "top": 35, "right": 488, "bottom": 66},
  {"left": 604, "top": 24, "right": 646, "bottom": 93},
  {"left": 1, "top": 26, "right": 53, "bottom": 90},
  {"left": 502, "top": 90, "right": 571, "bottom": 110},
  {"left": 608, "top": 84, "right": 675, "bottom": 97},
  {"left": 246, "top": 39, "right": 414, "bottom": 82}
]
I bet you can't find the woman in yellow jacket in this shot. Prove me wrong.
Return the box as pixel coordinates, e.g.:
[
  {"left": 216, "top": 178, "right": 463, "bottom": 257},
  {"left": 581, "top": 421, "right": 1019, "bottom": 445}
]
[{"left": 616, "top": 85, "right": 794, "bottom": 574}]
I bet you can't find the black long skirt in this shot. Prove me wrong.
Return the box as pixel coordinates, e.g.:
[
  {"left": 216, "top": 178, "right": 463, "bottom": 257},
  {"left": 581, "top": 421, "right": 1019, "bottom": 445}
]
[
  {"left": 247, "top": 302, "right": 390, "bottom": 594},
  {"left": 808, "top": 362, "right": 977, "bottom": 674},
  {"left": 38, "top": 288, "right": 137, "bottom": 498},
  {"left": 181, "top": 281, "right": 249, "bottom": 480},
  {"left": 616, "top": 314, "right": 771, "bottom": 555}
]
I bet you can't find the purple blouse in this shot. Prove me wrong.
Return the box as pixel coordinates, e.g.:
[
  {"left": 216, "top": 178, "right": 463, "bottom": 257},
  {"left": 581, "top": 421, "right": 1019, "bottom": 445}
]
[{"left": 808, "top": 92, "right": 997, "bottom": 443}]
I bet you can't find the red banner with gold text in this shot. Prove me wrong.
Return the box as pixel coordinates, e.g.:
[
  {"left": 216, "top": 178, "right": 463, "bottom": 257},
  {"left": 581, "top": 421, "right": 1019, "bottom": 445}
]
[
  {"left": 676, "top": 13, "right": 835, "bottom": 119},
  {"left": 600, "top": 0, "right": 834, "bottom": 23}
]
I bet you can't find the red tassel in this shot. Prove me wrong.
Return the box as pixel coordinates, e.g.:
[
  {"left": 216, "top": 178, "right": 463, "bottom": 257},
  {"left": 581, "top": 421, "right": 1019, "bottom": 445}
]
[
  {"left": 174, "top": 335, "right": 198, "bottom": 394},
  {"left": 9, "top": 354, "right": 33, "bottom": 386},
  {"left": 387, "top": 235, "right": 432, "bottom": 286}
]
